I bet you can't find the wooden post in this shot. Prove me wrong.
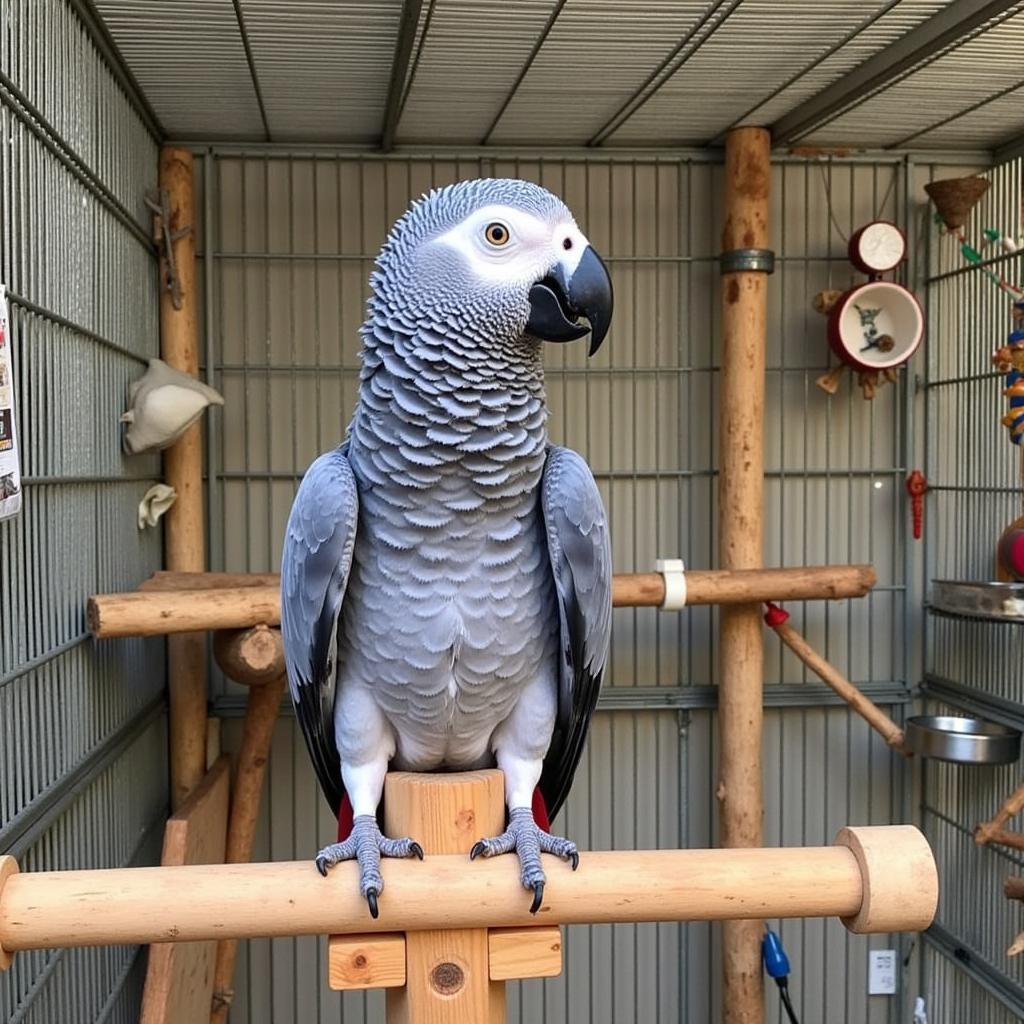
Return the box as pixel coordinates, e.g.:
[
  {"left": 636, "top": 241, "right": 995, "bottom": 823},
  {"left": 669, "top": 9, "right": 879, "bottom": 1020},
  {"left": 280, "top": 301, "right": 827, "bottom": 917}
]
[
  {"left": 718, "top": 125, "right": 771, "bottom": 1024},
  {"left": 158, "top": 146, "right": 207, "bottom": 811},
  {"left": 209, "top": 628, "right": 286, "bottom": 1024},
  {"left": 383, "top": 771, "right": 506, "bottom": 1024},
  {"left": 139, "top": 757, "right": 230, "bottom": 1024}
]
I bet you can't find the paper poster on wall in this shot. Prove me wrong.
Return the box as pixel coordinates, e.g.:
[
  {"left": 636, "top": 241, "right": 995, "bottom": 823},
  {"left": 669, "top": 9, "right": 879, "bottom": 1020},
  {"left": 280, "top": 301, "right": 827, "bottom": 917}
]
[{"left": 0, "top": 284, "right": 22, "bottom": 521}]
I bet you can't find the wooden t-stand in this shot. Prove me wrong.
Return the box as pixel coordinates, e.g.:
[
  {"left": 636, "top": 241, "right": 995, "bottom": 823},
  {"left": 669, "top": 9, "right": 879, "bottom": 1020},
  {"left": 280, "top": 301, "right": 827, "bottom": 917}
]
[{"left": 0, "top": 773, "right": 939, "bottom": 1020}]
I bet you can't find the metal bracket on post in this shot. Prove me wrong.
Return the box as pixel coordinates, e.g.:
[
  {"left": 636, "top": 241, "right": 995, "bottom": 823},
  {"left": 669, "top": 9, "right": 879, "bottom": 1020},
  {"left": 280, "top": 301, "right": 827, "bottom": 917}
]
[
  {"left": 719, "top": 248, "right": 775, "bottom": 275},
  {"left": 655, "top": 558, "right": 687, "bottom": 611}
]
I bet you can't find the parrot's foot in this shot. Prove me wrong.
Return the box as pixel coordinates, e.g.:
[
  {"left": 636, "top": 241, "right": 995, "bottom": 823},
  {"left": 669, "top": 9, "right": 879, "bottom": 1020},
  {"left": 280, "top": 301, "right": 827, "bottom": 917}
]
[
  {"left": 314, "top": 814, "right": 423, "bottom": 919},
  {"left": 470, "top": 806, "right": 579, "bottom": 914}
]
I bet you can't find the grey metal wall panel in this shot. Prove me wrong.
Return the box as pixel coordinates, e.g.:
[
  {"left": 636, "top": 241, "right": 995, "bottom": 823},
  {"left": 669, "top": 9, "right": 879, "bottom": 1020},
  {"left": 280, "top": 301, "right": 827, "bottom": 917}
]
[
  {"left": 202, "top": 149, "right": 917, "bottom": 1022},
  {"left": 0, "top": 3, "right": 164, "bottom": 1022},
  {"left": 921, "top": 154, "right": 1024, "bottom": 1020},
  {"left": 922, "top": 943, "right": 1021, "bottom": 1024}
]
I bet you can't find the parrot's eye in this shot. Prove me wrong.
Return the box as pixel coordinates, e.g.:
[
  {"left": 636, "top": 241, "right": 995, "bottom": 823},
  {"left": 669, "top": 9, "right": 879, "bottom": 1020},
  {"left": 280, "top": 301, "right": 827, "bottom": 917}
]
[{"left": 484, "top": 222, "right": 511, "bottom": 247}]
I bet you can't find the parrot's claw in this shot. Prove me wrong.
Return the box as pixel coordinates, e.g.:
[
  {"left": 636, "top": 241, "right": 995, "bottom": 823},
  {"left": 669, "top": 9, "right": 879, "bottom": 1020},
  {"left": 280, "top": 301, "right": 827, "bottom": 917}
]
[
  {"left": 313, "top": 814, "right": 421, "bottom": 918},
  {"left": 471, "top": 807, "right": 578, "bottom": 914},
  {"left": 530, "top": 881, "right": 544, "bottom": 915}
]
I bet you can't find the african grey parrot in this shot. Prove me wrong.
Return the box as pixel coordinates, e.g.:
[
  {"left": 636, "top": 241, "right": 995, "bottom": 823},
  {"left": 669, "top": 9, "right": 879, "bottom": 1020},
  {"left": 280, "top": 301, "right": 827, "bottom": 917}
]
[{"left": 281, "top": 178, "right": 613, "bottom": 919}]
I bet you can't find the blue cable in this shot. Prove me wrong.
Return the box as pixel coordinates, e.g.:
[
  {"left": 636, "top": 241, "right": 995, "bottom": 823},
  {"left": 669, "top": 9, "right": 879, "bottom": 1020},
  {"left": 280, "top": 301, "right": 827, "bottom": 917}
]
[{"left": 762, "top": 928, "right": 800, "bottom": 1024}]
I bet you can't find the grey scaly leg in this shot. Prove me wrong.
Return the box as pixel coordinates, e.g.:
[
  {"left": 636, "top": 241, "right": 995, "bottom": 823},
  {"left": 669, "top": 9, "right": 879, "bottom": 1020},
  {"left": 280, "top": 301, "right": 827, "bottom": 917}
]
[
  {"left": 470, "top": 807, "right": 579, "bottom": 914},
  {"left": 315, "top": 814, "right": 423, "bottom": 919}
]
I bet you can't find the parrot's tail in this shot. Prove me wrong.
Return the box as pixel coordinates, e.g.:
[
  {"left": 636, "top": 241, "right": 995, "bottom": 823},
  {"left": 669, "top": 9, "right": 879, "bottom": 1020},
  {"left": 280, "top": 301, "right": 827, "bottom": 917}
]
[{"left": 336, "top": 786, "right": 552, "bottom": 842}]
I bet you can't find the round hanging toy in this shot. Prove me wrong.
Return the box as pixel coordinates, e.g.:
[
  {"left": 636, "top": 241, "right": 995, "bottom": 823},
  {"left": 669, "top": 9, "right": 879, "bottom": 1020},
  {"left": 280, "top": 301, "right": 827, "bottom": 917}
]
[
  {"left": 827, "top": 280, "right": 924, "bottom": 374},
  {"left": 847, "top": 221, "right": 906, "bottom": 275}
]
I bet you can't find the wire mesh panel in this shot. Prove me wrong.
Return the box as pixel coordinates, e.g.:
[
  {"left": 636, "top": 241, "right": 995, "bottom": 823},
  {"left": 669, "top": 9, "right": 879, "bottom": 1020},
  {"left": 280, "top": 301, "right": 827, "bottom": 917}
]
[
  {"left": 921, "top": 155, "right": 1024, "bottom": 1019},
  {"left": 202, "top": 149, "right": 913, "bottom": 1023},
  {"left": 0, "top": 2, "right": 165, "bottom": 1021}
]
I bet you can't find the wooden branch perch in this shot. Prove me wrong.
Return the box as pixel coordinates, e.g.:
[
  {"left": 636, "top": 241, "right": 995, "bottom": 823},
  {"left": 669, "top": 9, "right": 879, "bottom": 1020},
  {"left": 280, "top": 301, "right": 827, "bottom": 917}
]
[
  {"left": 764, "top": 604, "right": 907, "bottom": 754},
  {"left": 976, "top": 779, "right": 1024, "bottom": 846},
  {"left": 90, "top": 565, "right": 877, "bottom": 639}
]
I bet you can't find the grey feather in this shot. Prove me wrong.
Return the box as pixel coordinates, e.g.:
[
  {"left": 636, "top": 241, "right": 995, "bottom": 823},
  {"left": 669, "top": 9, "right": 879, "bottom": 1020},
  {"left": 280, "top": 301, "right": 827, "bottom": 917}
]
[
  {"left": 539, "top": 446, "right": 612, "bottom": 818},
  {"left": 280, "top": 443, "right": 358, "bottom": 814}
]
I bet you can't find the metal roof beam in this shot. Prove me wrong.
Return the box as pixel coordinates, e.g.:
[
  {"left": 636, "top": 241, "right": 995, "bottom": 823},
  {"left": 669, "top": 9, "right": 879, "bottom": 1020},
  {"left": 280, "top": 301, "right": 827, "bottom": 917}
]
[
  {"left": 232, "top": 0, "right": 271, "bottom": 142},
  {"left": 772, "top": 0, "right": 1023, "bottom": 144},
  {"left": 993, "top": 119, "right": 1024, "bottom": 165},
  {"left": 588, "top": 0, "right": 742, "bottom": 147},
  {"left": 381, "top": 0, "right": 425, "bottom": 153},
  {"left": 481, "top": 0, "right": 568, "bottom": 145}
]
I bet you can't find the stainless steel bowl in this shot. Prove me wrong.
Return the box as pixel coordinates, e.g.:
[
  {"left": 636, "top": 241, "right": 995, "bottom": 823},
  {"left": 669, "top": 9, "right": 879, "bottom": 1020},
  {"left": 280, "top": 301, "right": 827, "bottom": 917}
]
[
  {"left": 905, "top": 715, "right": 1021, "bottom": 764},
  {"left": 930, "top": 580, "right": 1024, "bottom": 623}
]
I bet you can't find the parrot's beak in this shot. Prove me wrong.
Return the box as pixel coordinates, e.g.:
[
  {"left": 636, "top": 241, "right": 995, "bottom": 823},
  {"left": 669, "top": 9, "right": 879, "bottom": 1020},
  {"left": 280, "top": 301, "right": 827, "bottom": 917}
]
[{"left": 526, "top": 245, "right": 613, "bottom": 356}]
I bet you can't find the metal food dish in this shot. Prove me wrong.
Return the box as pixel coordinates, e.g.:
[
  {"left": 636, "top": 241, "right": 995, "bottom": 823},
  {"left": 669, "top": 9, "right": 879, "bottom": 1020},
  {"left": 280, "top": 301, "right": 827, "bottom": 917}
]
[
  {"left": 905, "top": 715, "right": 1021, "bottom": 764},
  {"left": 930, "top": 579, "right": 1024, "bottom": 623}
]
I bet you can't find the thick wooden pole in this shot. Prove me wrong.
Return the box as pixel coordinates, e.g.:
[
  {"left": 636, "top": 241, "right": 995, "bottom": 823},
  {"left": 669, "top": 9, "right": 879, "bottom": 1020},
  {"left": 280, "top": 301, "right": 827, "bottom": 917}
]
[
  {"left": 0, "top": 825, "right": 939, "bottom": 959},
  {"left": 158, "top": 146, "right": 208, "bottom": 811},
  {"left": 384, "top": 771, "right": 506, "bottom": 1024},
  {"left": 718, "top": 125, "right": 771, "bottom": 1024}
]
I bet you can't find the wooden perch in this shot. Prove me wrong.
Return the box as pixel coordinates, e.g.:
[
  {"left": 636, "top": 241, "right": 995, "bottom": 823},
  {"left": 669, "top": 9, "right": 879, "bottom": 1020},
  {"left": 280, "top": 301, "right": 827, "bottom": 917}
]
[
  {"left": 976, "top": 779, "right": 1024, "bottom": 846},
  {"left": 764, "top": 604, "right": 907, "bottom": 753},
  {"left": 1004, "top": 876, "right": 1024, "bottom": 956},
  {"left": 90, "top": 565, "right": 877, "bottom": 639},
  {"left": 213, "top": 625, "right": 284, "bottom": 687},
  {"left": 984, "top": 829, "right": 1024, "bottom": 852},
  {"left": 0, "top": 824, "right": 937, "bottom": 965}
]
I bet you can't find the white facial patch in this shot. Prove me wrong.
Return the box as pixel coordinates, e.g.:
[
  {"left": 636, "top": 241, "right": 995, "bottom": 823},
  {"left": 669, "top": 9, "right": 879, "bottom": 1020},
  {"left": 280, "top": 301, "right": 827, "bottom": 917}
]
[{"left": 433, "top": 204, "right": 589, "bottom": 286}]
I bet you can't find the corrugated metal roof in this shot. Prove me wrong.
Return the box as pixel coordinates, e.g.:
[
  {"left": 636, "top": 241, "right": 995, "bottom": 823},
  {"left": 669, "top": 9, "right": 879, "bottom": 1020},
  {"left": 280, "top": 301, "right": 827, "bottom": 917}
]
[
  {"left": 241, "top": 0, "right": 405, "bottom": 142},
  {"left": 86, "top": 0, "right": 1024, "bottom": 153},
  {"left": 806, "top": 6, "right": 1024, "bottom": 149},
  {"left": 89, "top": 0, "right": 266, "bottom": 138}
]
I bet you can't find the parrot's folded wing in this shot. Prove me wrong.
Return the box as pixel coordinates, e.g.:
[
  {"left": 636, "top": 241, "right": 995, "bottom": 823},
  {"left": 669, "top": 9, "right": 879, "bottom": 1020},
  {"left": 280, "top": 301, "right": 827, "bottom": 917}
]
[
  {"left": 539, "top": 445, "right": 613, "bottom": 820},
  {"left": 281, "top": 443, "right": 359, "bottom": 815}
]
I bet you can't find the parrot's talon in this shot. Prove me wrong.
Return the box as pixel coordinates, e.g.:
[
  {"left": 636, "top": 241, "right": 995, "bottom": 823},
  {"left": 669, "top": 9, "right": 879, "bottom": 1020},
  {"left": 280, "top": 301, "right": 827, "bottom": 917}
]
[
  {"left": 472, "top": 807, "right": 579, "bottom": 910},
  {"left": 313, "top": 815, "right": 421, "bottom": 914},
  {"left": 530, "top": 881, "right": 544, "bottom": 915}
]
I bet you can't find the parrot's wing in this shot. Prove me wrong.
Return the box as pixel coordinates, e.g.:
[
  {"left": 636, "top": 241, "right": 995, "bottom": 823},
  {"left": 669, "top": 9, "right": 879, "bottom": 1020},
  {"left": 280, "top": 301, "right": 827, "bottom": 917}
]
[
  {"left": 538, "top": 445, "right": 612, "bottom": 820},
  {"left": 280, "top": 443, "right": 359, "bottom": 815}
]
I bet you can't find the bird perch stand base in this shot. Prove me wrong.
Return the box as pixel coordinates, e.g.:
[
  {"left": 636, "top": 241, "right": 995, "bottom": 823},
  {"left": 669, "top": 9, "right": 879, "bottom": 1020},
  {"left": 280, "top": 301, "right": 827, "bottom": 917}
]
[
  {"left": 328, "top": 927, "right": 562, "bottom": 991},
  {"left": 0, "top": 773, "right": 937, "bottom": 1024}
]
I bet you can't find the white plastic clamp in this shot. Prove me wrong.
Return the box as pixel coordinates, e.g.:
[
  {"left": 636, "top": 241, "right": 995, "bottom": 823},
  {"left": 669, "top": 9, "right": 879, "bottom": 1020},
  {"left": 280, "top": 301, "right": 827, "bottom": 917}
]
[{"left": 655, "top": 558, "right": 687, "bottom": 611}]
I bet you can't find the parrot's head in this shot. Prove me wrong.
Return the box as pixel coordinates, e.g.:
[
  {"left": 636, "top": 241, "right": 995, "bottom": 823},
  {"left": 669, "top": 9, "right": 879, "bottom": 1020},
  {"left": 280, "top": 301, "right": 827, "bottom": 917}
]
[{"left": 371, "top": 178, "right": 613, "bottom": 356}]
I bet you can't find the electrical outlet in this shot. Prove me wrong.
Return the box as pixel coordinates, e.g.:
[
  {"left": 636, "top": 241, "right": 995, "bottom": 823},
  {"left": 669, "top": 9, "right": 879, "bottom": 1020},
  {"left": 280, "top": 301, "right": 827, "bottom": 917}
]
[{"left": 869, "top": 949, "right": 897, "bottom": 995}]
